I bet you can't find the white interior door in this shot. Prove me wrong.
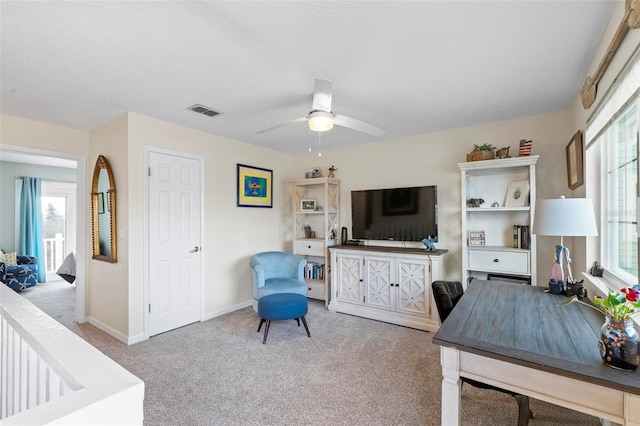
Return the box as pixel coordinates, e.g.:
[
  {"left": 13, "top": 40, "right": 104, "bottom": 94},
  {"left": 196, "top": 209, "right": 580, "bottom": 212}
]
[{"left": 148, "top": 151, "right": 202, "bottom": 336}]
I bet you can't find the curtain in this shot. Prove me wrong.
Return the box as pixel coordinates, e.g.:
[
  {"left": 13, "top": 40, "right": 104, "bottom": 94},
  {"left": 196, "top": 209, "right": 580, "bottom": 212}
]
[{"left": 18, "top": 177, "right": 45, "bottom": 283}]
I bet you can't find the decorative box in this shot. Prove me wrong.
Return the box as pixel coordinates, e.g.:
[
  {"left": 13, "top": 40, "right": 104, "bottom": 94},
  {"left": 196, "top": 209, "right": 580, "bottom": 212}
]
[{"left": 466, "top": 151, "right": 495, "bottom": 162}]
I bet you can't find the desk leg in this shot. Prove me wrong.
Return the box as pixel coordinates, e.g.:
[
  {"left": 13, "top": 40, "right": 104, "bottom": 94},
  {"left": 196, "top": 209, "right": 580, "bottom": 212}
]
[{"left": 441, "top": 347, "right": 462, "bottom": 426}]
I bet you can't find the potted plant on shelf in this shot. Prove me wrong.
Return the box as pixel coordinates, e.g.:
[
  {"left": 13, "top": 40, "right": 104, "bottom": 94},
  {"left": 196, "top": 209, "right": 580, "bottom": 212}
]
[{"left": 466, "top": 143, "right": 497, "bottom": 162}]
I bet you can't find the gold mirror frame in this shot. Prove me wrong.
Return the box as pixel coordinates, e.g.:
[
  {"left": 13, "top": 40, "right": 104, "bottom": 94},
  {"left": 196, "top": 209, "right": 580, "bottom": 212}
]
[{"left": 91, "top": 155, "right": 117, "bottom": 262}]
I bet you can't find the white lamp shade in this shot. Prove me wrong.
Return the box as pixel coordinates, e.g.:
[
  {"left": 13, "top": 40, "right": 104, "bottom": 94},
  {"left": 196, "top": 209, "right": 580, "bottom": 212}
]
[
  {"left": 308, "top": 110, "right": 334, "bottom": 132},
  {"left": 532, "top": 197, "right": 598, "bottom": 236}
]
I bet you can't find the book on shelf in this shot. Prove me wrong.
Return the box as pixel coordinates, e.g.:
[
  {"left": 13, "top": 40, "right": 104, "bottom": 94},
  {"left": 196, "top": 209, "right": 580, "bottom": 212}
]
[
  {"left": 512, "top": 225, "right": 530, "bottom": 249},
  {"left": 305, "top": 262, "right": 325, "bottom": 280}
]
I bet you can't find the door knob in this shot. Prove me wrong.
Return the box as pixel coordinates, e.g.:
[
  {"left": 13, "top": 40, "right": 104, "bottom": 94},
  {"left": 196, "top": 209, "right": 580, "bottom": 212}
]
[{"left": 190, "top": 246, "right": 200, "bottom": 253}]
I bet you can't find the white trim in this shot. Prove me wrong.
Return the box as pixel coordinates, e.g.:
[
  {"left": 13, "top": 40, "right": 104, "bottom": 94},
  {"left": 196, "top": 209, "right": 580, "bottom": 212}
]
[
  {"left": 202, "top": 300, "right": 253, "bottom": 322},
  {"left": 0, "top": 144, "right": 87, "bottom": 324},
  {"left": 142, "top": 146, "right": 205, "bottom": 340},
  {"left": 86, "top": 315, "right": 131, "bottom": 345}
]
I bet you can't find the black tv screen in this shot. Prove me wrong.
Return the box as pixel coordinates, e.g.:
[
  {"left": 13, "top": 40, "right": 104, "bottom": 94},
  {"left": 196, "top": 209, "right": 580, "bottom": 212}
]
[{"left": 351, "top": 186, "right": 438, "bottom": 242}]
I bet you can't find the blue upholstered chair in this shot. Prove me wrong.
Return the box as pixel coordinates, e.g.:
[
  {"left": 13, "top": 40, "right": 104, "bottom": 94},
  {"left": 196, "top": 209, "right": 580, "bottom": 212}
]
[
  {"left": 1, "top": 255, "right": 38, "bottom": 292},
  {"left": 250, "top": 251, "right": 307, "bottom": 310}
]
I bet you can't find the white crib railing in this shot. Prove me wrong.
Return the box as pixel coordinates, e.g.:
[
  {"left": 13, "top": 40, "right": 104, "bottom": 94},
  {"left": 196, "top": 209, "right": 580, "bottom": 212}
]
[{"left": 0, "top": 285, "right": 144, "bottom": 425}]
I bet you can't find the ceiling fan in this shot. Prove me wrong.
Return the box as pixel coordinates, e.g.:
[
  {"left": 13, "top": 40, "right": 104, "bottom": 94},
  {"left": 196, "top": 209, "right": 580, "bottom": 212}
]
[{"left": 257, "top": 79, "right": 385, "bottom": 137}]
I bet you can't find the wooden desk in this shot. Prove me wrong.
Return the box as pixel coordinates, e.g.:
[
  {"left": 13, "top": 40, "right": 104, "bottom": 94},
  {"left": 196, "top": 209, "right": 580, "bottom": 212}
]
[{"left": 433, "top": 279, "right": 640, "bottom": 425}]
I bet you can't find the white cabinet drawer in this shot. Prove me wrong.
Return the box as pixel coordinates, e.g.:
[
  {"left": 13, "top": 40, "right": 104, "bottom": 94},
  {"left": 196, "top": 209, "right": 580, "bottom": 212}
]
[
  {"left": 306, "top": 282, "right": 325, "bottom": 300},
  {"left": 295, "top": 239, "right": 325, "bottom": 256},
  {"left": 468, "top": 249, "right": 529, "bottom": 275}
]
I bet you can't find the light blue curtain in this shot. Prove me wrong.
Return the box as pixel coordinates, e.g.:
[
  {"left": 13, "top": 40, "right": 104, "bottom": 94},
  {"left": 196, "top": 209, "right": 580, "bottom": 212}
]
[{"left": 18, "top": 177, "right": 45, "bottom": 283}]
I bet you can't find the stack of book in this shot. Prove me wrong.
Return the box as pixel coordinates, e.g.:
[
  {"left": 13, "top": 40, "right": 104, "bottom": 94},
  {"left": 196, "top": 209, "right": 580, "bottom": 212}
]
[
  {"left": 305, "top": 262, "right": 325, "bottom": 280},
  {"left": 513, "top": 225, "right": 530, "bottom": 249}
]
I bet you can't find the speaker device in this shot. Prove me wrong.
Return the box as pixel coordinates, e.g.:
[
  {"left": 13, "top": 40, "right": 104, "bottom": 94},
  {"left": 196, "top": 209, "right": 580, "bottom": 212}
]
[{"left": 341, "top": 227, "right": 348, "bottom": 245}]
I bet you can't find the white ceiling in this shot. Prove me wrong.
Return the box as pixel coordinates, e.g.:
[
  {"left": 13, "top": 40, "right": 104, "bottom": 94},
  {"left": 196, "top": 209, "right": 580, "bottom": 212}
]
[{"left": 0, "top": 1, "right": 615, "bottom": 155}]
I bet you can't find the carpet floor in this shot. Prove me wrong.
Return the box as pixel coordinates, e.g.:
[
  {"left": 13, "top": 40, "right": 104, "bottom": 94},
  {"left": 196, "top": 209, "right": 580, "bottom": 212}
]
[{"left": 22, "top": 281, "right": 601, "bottom": 425}]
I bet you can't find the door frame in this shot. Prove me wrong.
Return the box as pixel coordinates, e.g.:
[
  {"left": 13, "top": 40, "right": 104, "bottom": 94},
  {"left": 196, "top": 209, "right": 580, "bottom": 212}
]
[
  {"left": 143, "top": 146, "right": 206, "bottom": 339},
  {"left": 0, "top": 144, "right": 87, "bottom": 323}
]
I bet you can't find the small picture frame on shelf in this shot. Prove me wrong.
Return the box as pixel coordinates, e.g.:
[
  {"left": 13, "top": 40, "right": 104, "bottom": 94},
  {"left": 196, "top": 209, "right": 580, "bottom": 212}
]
[
  {"left": 505, "top": 180, "right": 529, "bottom": 207},
  {"left": 468, "top": 230, "right": 486, "bottom": 246},
  {"left": 301, "top": 199, "right": 316, "bottom": 211}
]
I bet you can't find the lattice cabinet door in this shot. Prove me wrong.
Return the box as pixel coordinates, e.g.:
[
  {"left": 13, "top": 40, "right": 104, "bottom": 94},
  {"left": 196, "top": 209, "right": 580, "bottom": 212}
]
[
  {"left": 364, "top": 256, "right": 394, "bottom": 311},
  {"left": 396, "top": 259, "right": 428, "bottom": 317},
  {"left": 335, "top": 253, "right": 363, "bottom": 305}
]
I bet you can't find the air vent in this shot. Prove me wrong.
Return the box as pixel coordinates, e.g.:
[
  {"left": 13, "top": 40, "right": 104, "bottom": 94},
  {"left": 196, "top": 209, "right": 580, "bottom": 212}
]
[{"left": 187, "top": 104, "right": 221, "bottom": 117}]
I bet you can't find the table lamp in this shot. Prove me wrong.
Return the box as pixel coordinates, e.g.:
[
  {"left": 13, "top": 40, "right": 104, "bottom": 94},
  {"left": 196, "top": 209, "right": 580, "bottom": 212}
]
[{"left": 532, "top": 196, "right": 598, "bottom": 288}]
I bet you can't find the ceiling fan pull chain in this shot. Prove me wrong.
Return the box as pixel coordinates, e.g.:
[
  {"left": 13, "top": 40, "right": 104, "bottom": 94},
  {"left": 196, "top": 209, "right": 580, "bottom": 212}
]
[{"left": 318, "top": 133, "right": 322, "bottom": 157}]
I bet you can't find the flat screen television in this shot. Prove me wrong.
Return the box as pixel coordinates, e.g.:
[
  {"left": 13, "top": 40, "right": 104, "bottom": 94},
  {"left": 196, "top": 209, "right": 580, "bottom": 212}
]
[{"left": 351, "top": 186, "right": 438, "bottom": 242}]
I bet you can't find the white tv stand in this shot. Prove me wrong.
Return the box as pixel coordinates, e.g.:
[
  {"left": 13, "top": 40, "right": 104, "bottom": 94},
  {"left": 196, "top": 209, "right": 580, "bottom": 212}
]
[{"left": 328, "top": 245, "right": 447, "bottom": 332}]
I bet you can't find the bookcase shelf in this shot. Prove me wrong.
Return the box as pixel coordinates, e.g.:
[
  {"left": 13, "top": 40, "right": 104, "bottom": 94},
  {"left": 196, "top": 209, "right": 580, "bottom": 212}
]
[
  {"left": 291, "top": 177, "right": 340, "bottom": 305},
  {"left": 459, "top": 156, "right": 539, "bottom": 287}
]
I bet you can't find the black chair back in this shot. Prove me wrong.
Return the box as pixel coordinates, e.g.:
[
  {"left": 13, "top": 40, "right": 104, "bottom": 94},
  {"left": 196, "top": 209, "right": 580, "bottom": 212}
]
[{"left": 431, "top": 281, "right": 464, "bottom": 322}]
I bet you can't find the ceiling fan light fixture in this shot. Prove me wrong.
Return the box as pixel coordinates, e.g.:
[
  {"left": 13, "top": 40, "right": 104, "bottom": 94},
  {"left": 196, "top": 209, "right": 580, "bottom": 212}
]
[{"left": 308, "top": 110, "right": 334, "bottom": 132}]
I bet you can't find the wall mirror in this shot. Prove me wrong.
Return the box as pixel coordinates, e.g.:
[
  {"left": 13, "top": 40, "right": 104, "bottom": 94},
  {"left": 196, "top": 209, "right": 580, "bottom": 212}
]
[{"left": 91, "top": 155, "right": 117, "bottom": 262}]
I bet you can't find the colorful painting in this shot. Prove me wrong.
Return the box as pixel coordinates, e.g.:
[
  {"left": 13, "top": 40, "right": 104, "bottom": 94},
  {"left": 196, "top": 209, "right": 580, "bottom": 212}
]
[{"left": 237, "top": 163, "right": 273, "bottom": 208}]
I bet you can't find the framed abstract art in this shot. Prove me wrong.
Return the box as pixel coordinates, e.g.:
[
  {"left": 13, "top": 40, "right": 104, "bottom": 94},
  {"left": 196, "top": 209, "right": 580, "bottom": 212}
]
[{"left": 237, "top": 163, "right": 273, "bottom": 208}]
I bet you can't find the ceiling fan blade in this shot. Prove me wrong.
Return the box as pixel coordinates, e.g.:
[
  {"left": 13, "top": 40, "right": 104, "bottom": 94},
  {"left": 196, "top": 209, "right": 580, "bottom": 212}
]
[
  {"left": 256, "top": 116, "right": 307, "bottom": 134},
  {"left": 333, "top": 114, "right": 385, "bottom": 137},
  {"left": 312, "top": 79, "right": 333, "bottom": 112}
]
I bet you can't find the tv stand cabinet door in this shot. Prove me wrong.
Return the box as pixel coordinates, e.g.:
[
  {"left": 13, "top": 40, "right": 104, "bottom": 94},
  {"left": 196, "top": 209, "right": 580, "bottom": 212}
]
[
  {"left": 396, "top": 258, "right": 429, "bottom": 317},
  {"left": 364, "top": 256, "right": 394, "bottom": 311},
  {"left": 335, "top": 253, "right": 364, "bottom": 305}
]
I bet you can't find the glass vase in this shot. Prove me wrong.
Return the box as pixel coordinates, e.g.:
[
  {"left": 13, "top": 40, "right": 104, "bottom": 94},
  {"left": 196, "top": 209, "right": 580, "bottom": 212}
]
[{"left": 598, "top": 316, "right": 640, "bottom": 371}]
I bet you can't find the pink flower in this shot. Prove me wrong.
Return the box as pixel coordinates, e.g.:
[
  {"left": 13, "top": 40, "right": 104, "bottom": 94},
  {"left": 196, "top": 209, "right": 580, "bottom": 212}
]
[{"left": 621, "top": 287, "right": 640, "bottom": 302}]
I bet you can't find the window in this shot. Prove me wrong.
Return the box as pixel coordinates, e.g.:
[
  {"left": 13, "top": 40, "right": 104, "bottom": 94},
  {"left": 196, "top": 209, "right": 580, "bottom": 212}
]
[
  {"left": 600, "top": 99, "right": 639, "bottom": 283},
  {"left": 586, "top": 49, "right": 640, "bottom": 287}
]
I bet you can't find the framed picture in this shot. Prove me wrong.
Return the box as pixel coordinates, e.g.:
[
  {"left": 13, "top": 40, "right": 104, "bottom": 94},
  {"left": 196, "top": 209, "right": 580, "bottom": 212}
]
[
  {"left": 97, "top": 192, "right": 105, "bottom": 214},
  {"left": 468, "top": 230, "right": 486, "bottom": 246},
  {"left": 566, "top": 130, "right": 584, "bottom": 190},
  {"left": 237, "top": 164, "right": 273, "bottom": 208},
  {"left": 487, "top": 273, "right": 531, "bottom": 286},
  {"left": 301, "top": 199, "right": 316, "bottom": 211},
  {"left": 505, "top": 180, "right": 529, "bottom": 207}
]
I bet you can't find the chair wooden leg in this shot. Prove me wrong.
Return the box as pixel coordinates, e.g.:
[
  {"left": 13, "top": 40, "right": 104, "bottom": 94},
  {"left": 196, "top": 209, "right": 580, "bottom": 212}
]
[
  {"left": 262, "top": 320, "right": 271, "bottom": 344},
  {"left": 514, "top": 394, "right": 532, "bottom": 426},
  {"left": 300, "top": 316, "right": 310, "bottom": 337},
  {"left": 257, "top": 318, "right": 265, "bottom": 332}
]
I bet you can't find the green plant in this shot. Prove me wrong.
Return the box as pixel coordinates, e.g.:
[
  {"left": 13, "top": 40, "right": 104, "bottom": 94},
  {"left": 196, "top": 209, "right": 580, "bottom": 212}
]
[
  {"left": 560, "top": 285, "right": 640, "bottom": 321},
  {"left": 472, "top": 143, "right": 497, "bottom": 152}
]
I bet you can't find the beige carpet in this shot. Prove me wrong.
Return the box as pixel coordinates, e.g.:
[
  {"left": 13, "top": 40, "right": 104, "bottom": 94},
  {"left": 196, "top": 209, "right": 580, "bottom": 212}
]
[{"left": 22, "top": 281, "right": 601, "bottom": 425}]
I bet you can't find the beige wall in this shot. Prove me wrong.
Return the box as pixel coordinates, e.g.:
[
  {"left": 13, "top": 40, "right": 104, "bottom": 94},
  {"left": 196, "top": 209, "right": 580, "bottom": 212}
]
[
  {"left": 1, "top": 114, "right": 89, "bottom": 154},
  {"left": 290, "top": 110, "right": 573, "bottom": 283},
  {"left": 3, "top": 3, "right": 638, "bottom": 340},
  {"left": 87, "top": 113, "right": 130, "bottom": 338},
  {"left": 127, "top": 113, "right": 293, "bottom": 339}
]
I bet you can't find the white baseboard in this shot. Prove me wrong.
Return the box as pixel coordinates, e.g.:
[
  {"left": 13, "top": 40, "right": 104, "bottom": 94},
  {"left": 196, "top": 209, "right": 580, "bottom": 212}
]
[
  {"left": 203, "top": 300, "right": 252, "bottom": 321},
  {"left": 87, "top": 316, "right": 146, "bottom": 345}
]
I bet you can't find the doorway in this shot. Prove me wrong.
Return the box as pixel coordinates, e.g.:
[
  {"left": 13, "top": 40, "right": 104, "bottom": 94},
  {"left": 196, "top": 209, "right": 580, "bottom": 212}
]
[
  {"left": 41, "top": 181, "right": 77, "bottom": 282},
  {"left": 0, "top": 145, "right": 86, "bottom": 323}
]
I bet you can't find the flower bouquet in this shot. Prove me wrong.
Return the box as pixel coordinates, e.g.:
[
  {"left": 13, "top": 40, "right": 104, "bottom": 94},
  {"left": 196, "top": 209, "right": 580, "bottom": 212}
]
[
  {"left": 560, "top": 285, "right": 640, "bottom": 320},
  {"left": 560, "top": 285, "right": 640, "bottom": 370}
]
